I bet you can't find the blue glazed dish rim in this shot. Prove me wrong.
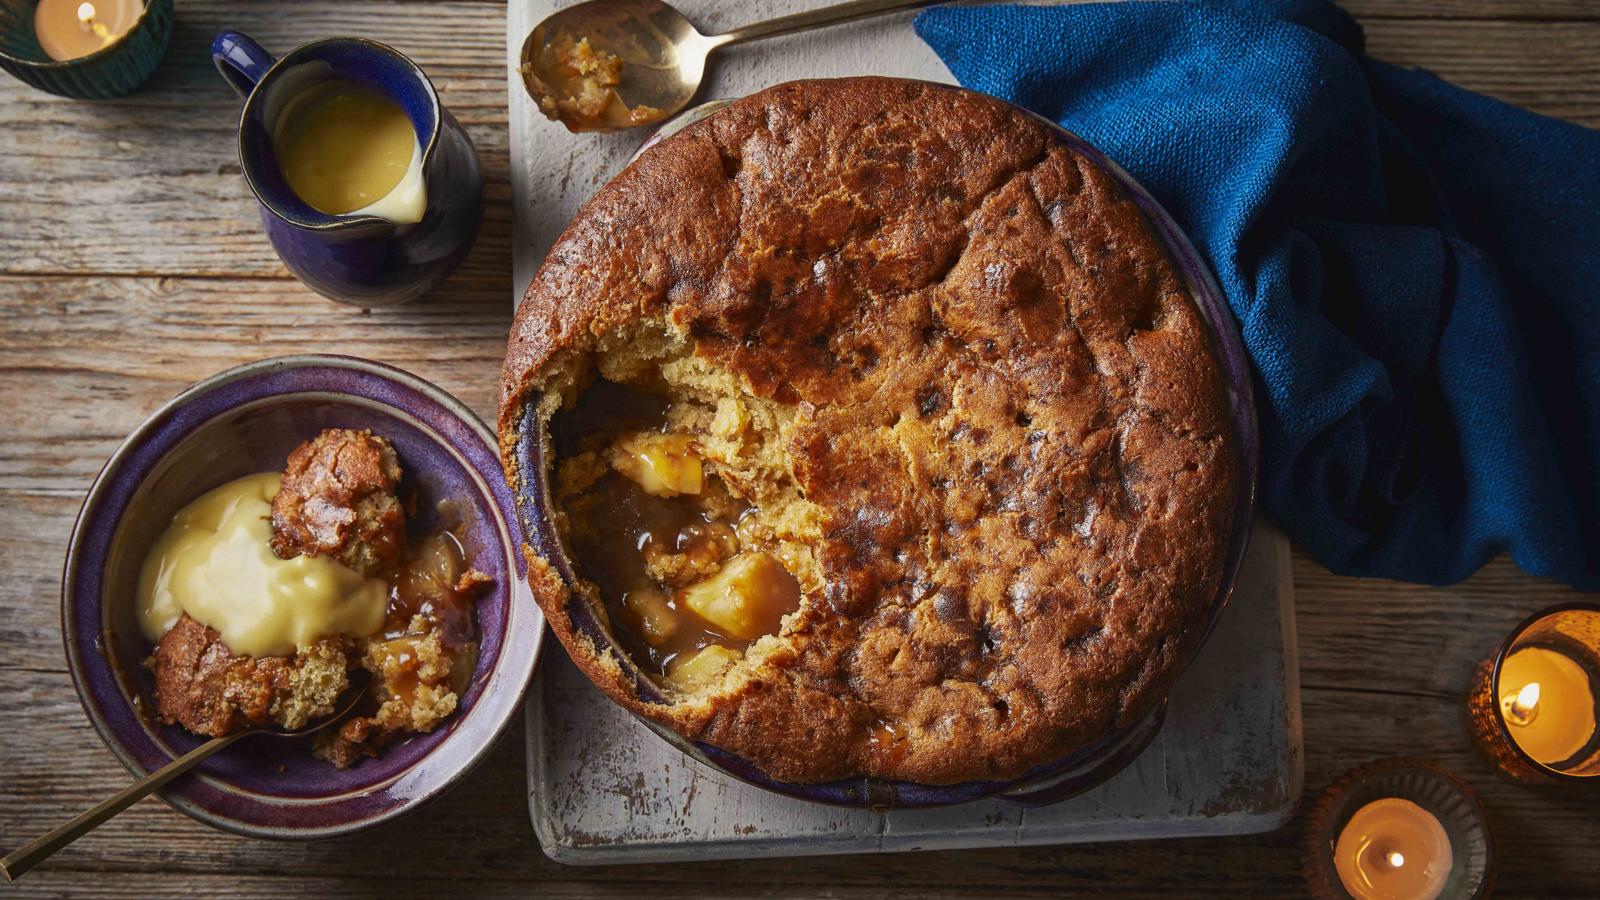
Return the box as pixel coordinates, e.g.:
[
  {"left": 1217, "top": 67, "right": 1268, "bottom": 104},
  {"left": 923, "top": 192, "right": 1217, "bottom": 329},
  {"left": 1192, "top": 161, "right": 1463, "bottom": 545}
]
[
  {"left": 0, "top": 0, "right": 167, "bottom": 70},
  {"left": 510, "top": 84, "right": 1259, "bottom": 809},
  {"left": 60, "top": 354, "right": 544, "bottom": 838},
  {"left": 231, "top": 36, "right": 443, "bottom": 233}
]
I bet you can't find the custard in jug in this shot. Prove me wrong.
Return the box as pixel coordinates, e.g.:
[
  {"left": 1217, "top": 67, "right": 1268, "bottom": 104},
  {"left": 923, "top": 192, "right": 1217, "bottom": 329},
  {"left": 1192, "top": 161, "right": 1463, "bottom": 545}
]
[{"left": 274, "top": 80, "right": 427, "bottom": 223}]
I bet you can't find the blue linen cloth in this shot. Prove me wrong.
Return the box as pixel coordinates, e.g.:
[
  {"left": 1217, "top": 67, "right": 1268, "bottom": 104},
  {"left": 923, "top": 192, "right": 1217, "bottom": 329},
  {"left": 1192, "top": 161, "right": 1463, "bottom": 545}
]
[{"left": 916, "top": 0, "right": 1600, "bottom": 588}]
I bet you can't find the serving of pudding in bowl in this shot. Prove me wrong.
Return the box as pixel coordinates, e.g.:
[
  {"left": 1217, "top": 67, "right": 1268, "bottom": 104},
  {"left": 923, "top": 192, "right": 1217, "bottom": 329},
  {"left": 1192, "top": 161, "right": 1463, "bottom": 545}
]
[
  {"left": 62, "top": 355, "right": 541, "bottom": 837},
  {"left": 137, "top": 428, "right": 488, "bottom": 767},
  {"left": 501, "top": 78, "right": 1253, "bottom": 800}
]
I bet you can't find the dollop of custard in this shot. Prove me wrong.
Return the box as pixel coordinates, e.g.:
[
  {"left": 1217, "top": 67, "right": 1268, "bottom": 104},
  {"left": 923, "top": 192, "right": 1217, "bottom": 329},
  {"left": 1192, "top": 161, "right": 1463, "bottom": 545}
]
[{"left": 136, "top": 473, "right": 390, "bottom": 657}]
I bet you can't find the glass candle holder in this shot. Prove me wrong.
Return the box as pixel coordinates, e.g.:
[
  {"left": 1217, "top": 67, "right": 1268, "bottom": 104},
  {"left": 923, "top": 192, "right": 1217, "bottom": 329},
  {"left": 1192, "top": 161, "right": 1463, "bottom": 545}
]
[
  {"left": 1303, "top": 758, "right": 1494, "bottom": 900},
  {"left": 1466, "top": 602, "right": 1600, "bottom": 784},
  {"left": 0, "top": 0, "right": 172, "bottom": 99}
]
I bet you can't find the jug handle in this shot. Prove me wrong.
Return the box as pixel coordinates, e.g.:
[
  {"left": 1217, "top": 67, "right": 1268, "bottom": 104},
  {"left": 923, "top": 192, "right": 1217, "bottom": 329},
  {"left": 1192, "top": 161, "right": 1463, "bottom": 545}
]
[{"left": 212, "top": 31, "right": 275, "bottom": 99}]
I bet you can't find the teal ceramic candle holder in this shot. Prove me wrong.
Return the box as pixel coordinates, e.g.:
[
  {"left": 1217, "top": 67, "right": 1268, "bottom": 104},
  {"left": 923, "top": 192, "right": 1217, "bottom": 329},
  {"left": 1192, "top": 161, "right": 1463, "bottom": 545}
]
[{"left": 0, "top": 0, "right": 172, "bottom": 98}]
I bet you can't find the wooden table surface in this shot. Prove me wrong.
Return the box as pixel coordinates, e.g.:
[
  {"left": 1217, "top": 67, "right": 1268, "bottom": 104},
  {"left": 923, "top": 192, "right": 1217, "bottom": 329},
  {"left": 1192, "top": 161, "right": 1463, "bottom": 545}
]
[{"left": 1, "top": 1, "right": 1596, "bottom": 896}]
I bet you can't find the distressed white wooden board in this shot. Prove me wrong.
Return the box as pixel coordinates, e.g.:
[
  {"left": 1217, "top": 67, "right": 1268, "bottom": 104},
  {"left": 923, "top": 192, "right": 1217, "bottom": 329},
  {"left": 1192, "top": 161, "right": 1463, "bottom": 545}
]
[
  {"left": 526, "top": 522, "right": 1300, "bottom": 864},
  {"left": 508, "top": 0, "right": 1301, "bottom": 864}
]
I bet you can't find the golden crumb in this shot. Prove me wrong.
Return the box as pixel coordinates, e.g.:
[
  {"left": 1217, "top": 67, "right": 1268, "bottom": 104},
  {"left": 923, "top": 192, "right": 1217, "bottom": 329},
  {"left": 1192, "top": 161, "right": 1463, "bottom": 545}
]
[
  {"left": 270, "top": 638, "right": 350, "bottom": 731},
  {"left": 525, "top": 32, "right": 661, "bottom": 131},
  {"left": 561, "top": 36, "right": 621, "bottom": 82},
  {"left": 314, "top": 618, "right": 467, "bottom": 768},
  {"left": 556, "top": 451, "right": 608, "bottom": 501}
]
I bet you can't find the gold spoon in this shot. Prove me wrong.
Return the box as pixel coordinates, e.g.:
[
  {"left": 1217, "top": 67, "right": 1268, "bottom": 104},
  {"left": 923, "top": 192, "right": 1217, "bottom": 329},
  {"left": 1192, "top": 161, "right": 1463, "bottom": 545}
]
[
  {"left": 0, "top": 672, "right": 371, "bottom": 882},
  {"left": 519, "top": 0, "right": 948, "bottom": 133}
]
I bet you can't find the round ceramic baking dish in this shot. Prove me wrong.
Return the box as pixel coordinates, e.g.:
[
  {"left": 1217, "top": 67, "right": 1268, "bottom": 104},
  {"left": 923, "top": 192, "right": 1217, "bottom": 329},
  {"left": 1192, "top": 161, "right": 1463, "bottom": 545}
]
[{"left": 508, "top": 91, "right": 1258, "bottom": 809}]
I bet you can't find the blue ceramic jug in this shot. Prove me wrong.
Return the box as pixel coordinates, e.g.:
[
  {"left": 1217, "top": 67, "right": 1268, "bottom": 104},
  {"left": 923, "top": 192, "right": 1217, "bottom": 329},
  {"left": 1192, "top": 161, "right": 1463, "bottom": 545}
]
[{"left": 212, "top": 31, "right": 482, "bottom": 307}]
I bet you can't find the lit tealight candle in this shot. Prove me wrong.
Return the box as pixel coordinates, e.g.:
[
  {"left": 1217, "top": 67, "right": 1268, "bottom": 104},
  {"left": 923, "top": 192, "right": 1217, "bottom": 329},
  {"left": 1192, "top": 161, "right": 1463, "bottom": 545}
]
[
  {"left": 1499, "top": 646, "right": 1598, "bottom": 766},
  {"left": 33, "top": 0, "right": 143, "bottom": 62},
  {"left": 1333, "top": 798, "right": 1453, "bottom": 900},
  {"left": 1305, "top": 760, "right": 1491, "bottom": 900},
  {"left": 1467, "top": 604, "right": 1600, "bottom": 782}
]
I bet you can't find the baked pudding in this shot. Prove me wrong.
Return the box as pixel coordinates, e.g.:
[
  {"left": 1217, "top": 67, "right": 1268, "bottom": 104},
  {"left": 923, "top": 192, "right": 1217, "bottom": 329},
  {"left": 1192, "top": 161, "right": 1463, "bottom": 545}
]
[{"left": 500, "top": 78, "right": 1240, "bottom": 785}]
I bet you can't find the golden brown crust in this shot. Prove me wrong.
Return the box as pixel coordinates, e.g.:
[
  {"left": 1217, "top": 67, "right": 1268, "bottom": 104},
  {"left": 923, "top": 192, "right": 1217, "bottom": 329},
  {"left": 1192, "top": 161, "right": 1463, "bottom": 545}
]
[
  {"left": 500, "top": 78, "right": 1238, "bottom": 784},
  {"left": 270, "top": 428, "right": 406, "bottom": 577},
  {"left": 148, "top": 614, "right": 347, "bottom": 737},
  {"left": 149, "top": 614, "right": 289, "bottom": 736}
]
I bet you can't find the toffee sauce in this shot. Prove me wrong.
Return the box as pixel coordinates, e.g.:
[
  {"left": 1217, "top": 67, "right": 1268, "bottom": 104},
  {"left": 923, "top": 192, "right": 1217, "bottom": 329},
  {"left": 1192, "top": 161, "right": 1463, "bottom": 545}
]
[{"left": 552, "top": 378, "right": 801, "bottom": 676}]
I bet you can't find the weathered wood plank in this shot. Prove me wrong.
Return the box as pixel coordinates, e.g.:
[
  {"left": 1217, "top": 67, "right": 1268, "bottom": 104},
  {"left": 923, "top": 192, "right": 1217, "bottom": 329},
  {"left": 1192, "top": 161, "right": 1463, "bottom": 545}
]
[
  {"left": 1364, "top": 19, "right": 1600, "bottom": 126},
  {"left": 1293, "top": 547, "right": 1579, "bottom": 699},
  {"left": 0, "top": 274, "right": 512, "bottom": 496}
]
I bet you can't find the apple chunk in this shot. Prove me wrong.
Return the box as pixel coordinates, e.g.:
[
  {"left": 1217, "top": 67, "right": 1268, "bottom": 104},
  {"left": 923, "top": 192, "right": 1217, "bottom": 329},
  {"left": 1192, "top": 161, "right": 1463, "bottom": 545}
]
[
  {"left": 608, "top": 432, "right": 702, "bottom": 497},
  {"left": 665, "top": 644, "right": 743, "bottom": 690},
  {"left": 679, "top": 552, "right": 799, "bottom": 640}
]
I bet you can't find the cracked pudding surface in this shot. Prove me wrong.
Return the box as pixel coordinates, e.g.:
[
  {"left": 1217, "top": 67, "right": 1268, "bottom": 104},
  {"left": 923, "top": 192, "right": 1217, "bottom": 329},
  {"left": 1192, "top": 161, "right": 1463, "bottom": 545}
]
[{"left": 500, "top": 77, "right": 1239, "bottom": 785}]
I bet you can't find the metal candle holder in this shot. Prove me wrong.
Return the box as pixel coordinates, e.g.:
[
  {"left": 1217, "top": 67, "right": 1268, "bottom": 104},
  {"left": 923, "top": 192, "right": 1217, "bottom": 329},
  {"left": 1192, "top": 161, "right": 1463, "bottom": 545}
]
[{"left": 1465, "top": 602, "right": 1600, "bottom": 784}]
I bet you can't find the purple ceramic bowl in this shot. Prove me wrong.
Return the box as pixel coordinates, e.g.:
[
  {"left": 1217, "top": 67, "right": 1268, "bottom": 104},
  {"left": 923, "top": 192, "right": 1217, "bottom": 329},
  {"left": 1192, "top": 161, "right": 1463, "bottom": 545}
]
[
  {"left": 62, "top": 355, "right": 542, "bottom": 837},
  {"left": 511, "top": 88, "right": 1258, "bottom": 810}
]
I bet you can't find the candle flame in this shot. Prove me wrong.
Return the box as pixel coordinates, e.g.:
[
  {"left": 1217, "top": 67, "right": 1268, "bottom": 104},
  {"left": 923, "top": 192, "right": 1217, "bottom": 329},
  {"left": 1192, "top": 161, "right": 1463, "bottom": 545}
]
[
  {"left": 1501, "top": 679, "right": 1543, "bottom": 726},
  {"left": 73, "top": 2, "right": 112, "bottom": 42},
  {"left": 1517, "top": 681, "right": 1541, "bottom": 712},
  {"left": 1387, "top": 851, "right": 1405, "bottom": 868}
]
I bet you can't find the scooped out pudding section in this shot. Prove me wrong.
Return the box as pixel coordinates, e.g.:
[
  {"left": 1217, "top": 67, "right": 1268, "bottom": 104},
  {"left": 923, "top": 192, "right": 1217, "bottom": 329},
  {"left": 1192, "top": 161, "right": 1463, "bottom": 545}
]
[{"left": 551, "top": 376, "right": 806, "bottom": 693}]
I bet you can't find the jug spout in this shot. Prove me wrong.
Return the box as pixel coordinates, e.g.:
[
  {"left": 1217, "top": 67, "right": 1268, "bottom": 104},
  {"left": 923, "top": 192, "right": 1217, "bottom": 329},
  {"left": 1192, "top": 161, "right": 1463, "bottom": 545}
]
[{"left": 348, "top": 156, "right": 427, "bottom": 225}]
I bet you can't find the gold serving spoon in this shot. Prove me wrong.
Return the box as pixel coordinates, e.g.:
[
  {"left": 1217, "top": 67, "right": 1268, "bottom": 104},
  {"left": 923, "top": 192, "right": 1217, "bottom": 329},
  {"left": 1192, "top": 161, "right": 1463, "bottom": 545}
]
[
  {"left": 519, "top": 0, "right": 947, "bottom": 132},
  {"left": 0, "top": 672, "right": 371, "bottom": 882}
]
